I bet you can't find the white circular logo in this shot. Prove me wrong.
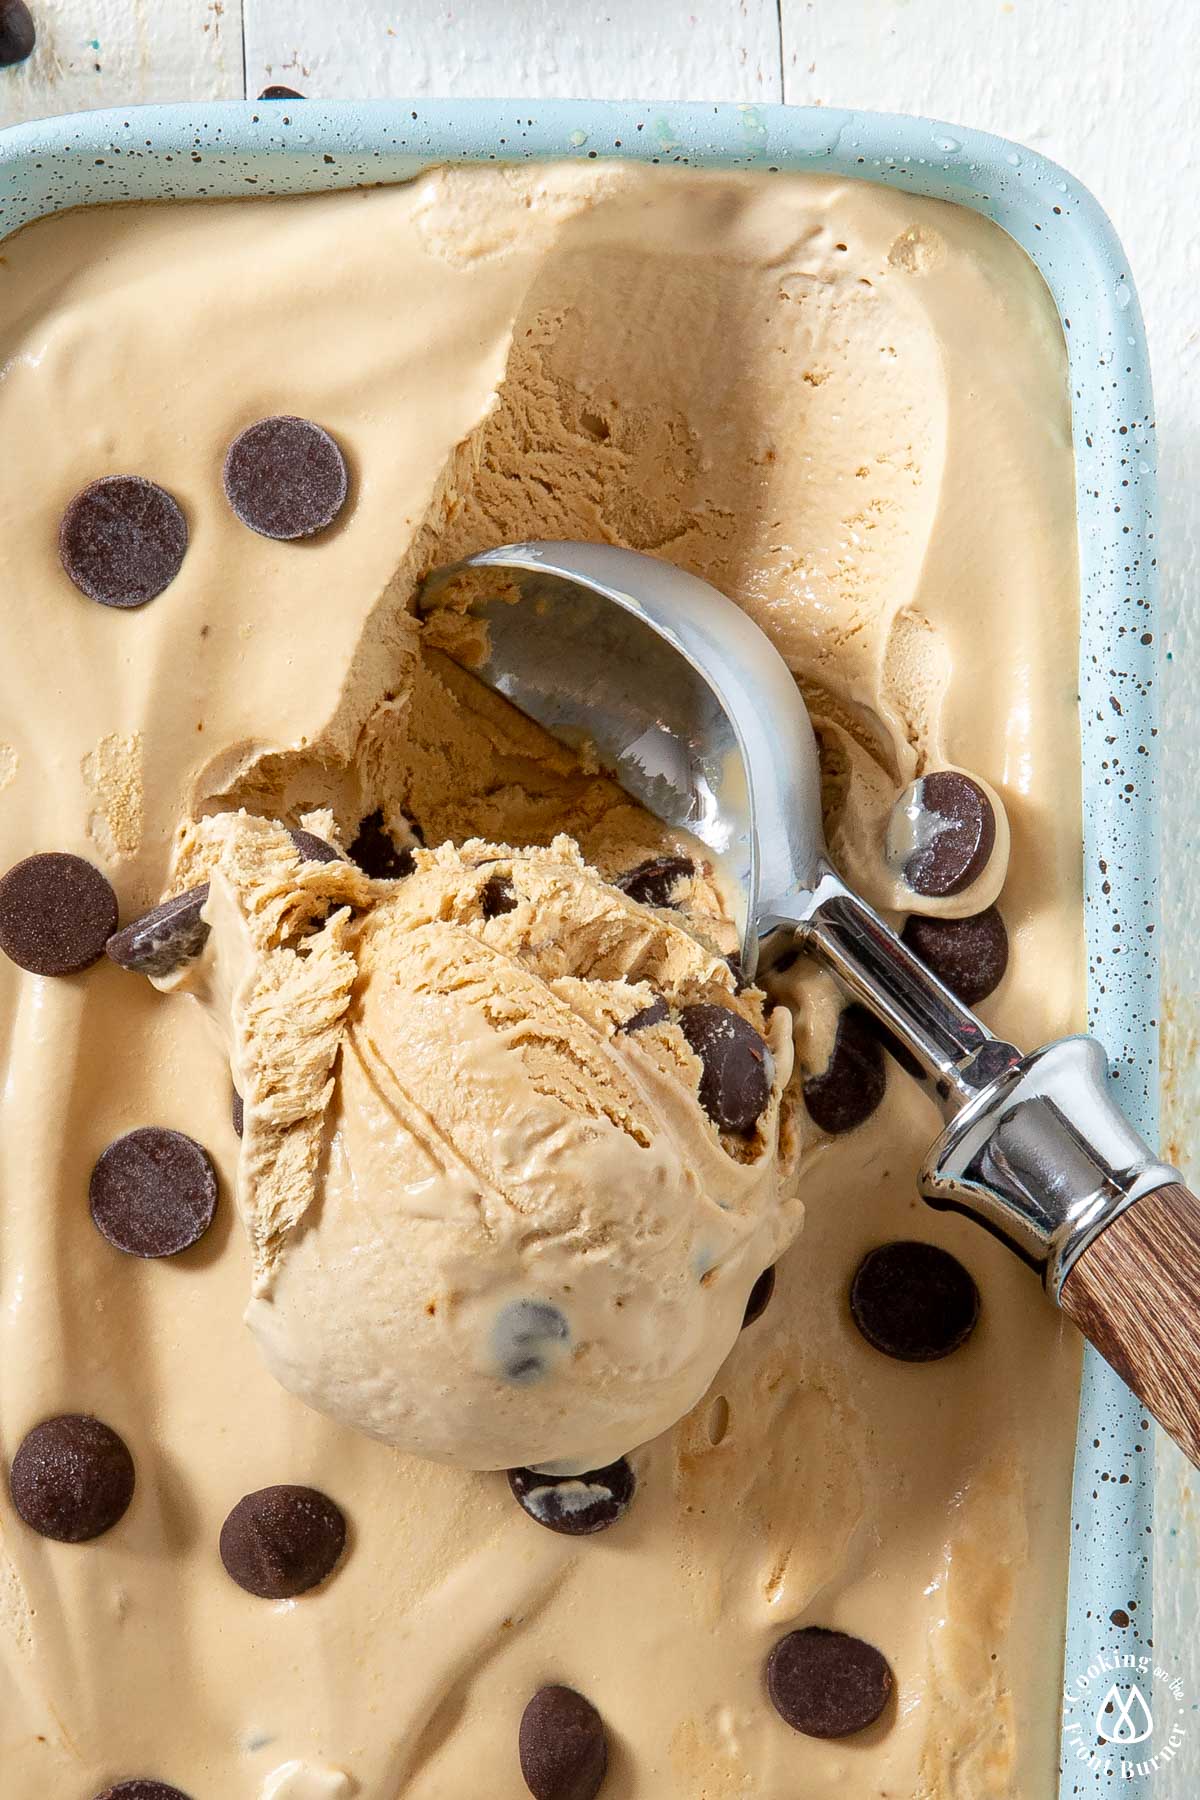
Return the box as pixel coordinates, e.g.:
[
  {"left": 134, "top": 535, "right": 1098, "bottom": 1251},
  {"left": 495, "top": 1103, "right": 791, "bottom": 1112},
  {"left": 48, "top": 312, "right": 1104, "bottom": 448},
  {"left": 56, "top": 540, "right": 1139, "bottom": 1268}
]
[{"left": 1062, "top": 1643, "right": 1189, "bottom": 1779}]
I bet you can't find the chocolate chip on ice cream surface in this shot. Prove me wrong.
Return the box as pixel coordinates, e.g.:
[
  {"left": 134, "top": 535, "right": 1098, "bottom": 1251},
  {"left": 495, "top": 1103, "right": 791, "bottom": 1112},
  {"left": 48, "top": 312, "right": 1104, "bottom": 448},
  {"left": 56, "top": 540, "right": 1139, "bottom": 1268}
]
[
  {"left": 519, "top": 1685, "right": 609, "bottom": 1800},
  {"left": 89, "top": 1127, "right": 218, "bottom": 1259},
  {"left": 288, "top": 827, "right": 342, "bottom": 864},
  {"left": 348, "top": 808, "right": 416, "bottom": 879},
  {"left": 259, "top": 84, "right": 303, "bottom": 98},
  {"left": 9, "top": 1414, "right": 135, "bottom": 1543},
  {"left": 617, "top": 855, "right": 694, "bottom": 908},
  {"left": 480, "top": 873, "right": 518, "bottom": 917},
  {"left": 901, "top": 906, "right": 1010, "bottom": 1007},
  {"left": 802, "top": 1004, "right": 886, "bottom": 1135},
  {"left": 621, "top": 995, "right": 670, "bottom": 1033},
  {"left": 59, "top": 475, "right": 188, "bottom": 608},
  {"left": 0, "top": 0, "right": 36, "bottom": 65},
  {"left": 223, "top": 415, "right": 348, "bottom": 540},
  {"left": 850, "top": 1241, "right": 980, "bottom": 1362},
  {"left": 766, "top": 1626, "right": 894, "bottom": 1738},
  {"left": 678, "top": 1002, "right": 772, "bottom": 1135},
  {"left": 92, "top": 1784, "right": 193, "bottom": 1800},
  {"left": 105, "top": 884, "right": 210, "bottom": 978},
  {"left": 888, "top": 769, "right": 996, "bottom": 898},
  {"left": 219, "top": 1485, "right": 347, "bottom": 1598},
  {"left": 742, "top": 1265, "right": 776, "bottom": 1329},
  {"left": 0, "top": 851, "right": 118, "bottom": 976},
  {"left": 508, "top": 1459, "right": 636, "bottom": 1536},
  {"left": 493, "top": 1299, "right": 571, "bottom": 1385}
]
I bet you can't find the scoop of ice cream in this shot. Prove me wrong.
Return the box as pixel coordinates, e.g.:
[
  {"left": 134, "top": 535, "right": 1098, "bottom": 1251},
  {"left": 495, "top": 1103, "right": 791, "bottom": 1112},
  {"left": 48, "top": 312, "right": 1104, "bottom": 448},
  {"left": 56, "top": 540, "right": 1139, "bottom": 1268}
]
[{"left": 166, "top": 813, "right": 798, "bottom": 1472}]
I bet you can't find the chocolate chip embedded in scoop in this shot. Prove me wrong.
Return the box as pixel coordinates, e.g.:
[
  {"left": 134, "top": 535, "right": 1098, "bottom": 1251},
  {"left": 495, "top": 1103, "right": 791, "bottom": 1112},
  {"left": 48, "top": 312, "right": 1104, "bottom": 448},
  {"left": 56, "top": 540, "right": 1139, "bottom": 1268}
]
[
  {"left": 93, "top": 1783, "right": 192, "bottom": 1800},
  {"left": 259, "top": 84, "right": 304, "bottom": 99},
  {"left": 105, "top": 883, "right": 210, "bottom": 978},
  {"left": 742, "top": 1265, "right": 776, "bottom": 1329},
  {"left": 850, "top": 1241, "right": 980, "bottom": 1362},
  {"left": 678, "top": 1002, "right": 772, "bottom": 1136},
  {"left": 59, "top": 475, "right": 188, "bottom": 608},
  {"left": 219, "top": 1484, "right": 347, "bottom": 1598},
  {"left": 617, "top": 855, "right": 694, "bottom": 909},
  {"left": 481, "top": 874, "right": 518, "bottom": 918},
  {"left": 288, "top": 827, "right": 342, "bottom": 864},
  {"left": 0, "top": 0, "right": 36, "bottom": 66},
  {"left": 802, "top": 1005, "right": 886, "bottom": 1135},
  {"left": 0, "top": 852, "right": 118, "bottom": 976},
  {"left": 766, "top": 1627, "right": 894, "bottom": 1738},
  {"left": 622, "top": 996, "right": 669, "bottom": 1034},
  {"left": 896, "top": 771, "right": 996, "bottom": 899},
  {"left": 231, "top": 1089, "right": 244, "bottom": 1137},
  {"left": 348, "top": 809, "right": 416, "bottom": 880},
  {"left": 508, "top": 1458, "right": 635, "bottom": 1536},
  {"left": 223, "top": 415, "right": 348, "bottom": 540},
  {"left": 520, "top": 1685, "right": 609, "bottom": 1800},
  {"left": 9, "top": 1414, "right": 135, "bottom": 1543},
  {"left": 901, "top": 906, "right": 1009, "bottom": 1008},
  {"left": 89, "top": 1127, "right": 218, "bottom": 1259}
]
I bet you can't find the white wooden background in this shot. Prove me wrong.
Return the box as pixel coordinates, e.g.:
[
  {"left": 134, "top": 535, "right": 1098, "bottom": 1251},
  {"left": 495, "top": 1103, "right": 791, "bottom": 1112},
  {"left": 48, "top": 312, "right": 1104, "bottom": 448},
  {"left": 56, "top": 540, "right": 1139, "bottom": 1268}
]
[{"left": 3, "top": 0, "right": 1198, "bottom": 1781}]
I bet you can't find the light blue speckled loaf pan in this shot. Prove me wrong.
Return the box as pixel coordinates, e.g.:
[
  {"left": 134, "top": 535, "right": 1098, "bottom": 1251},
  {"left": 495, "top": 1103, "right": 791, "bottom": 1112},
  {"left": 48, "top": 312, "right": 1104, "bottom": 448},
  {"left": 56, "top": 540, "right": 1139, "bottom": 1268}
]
[{"left": 0, "top": 99, "right": 1161, "bottom": 1799}]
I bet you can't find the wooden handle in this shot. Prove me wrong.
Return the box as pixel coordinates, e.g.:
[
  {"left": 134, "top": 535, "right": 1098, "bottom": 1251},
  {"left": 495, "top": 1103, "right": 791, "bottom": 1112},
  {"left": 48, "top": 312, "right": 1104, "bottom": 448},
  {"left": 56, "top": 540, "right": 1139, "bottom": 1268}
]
[{"left": 1060, "top": 1181, "right": 1200, "bottom": 1468}]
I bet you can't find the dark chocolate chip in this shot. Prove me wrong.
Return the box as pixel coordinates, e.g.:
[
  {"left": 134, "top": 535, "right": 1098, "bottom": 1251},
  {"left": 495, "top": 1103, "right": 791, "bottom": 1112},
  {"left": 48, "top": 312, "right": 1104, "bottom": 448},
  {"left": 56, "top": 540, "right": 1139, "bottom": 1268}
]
[
  {"left": 849, "top": 1241, "right": 980, "bottom": 1362},
  {"left": 59, "top": 476, "right": 188, "bottom": 608},
  {"left": 288, "top": 827, "right": 341, "bottom": 864},
  {"left": 900, "top": 771, "right": 996, "bottom": 899},
  {"left": 105, "top": 883, "right": 210, "bottom": 977},
  {"left": 493, "top": 1299, "right": 570, "bottom": 1385},
  {"left": 348, "top": 809, "right": 415, "bottom": 879},
  {"left": 742, "top": 1265, "right": 776, "bottom": 1329},
  {"left": 481, "top": 874, "right": 518, "bottom": 918},
  {"left": 519, "top": 1685, "right": 608, "bottom": 1800},
  {"left": 9, "top": 1414, "right": 135, "bottom": 1543},
  {"left": 0, "top": 852, "right": 118, "bottom": 976},
  {"left": 725, "top": 950, "right": 751, "bottom": 994},
  {"left": 223, "top": 415, "right": 348, "bottom": 541},
  {"left": 258, "top": 84, "right": 304, "bottom": 99},
  {"left": 617, "top": 855, "right": 694, "bottom": 909},
  {"left": 678, "top": 1002, "right": 772, "bottom": 1136},
  {"left": 93, "top": 1784, "right": 192, "bottom": 1800},
  {"left": 622, "top": 996, "right": 669, "bottom": 1033},
  {"left": 508, "top": 1458, "right": 635, "bottom": 1536},
  {"left": 219, "top": 1484, "right": 346, "bottom": 1598},
  {"left": 89, "top": 1127, "right": 218, "bottom": 1259},
  {"left": 767, "top": 1626, "right": 894, "bottom": 1738},
  {"left": 901, "top": 906, "right": 1009, "bottom": 1008},
  {"left": 231, "top": 1089, "right": 244, "bottom": 1137},
  {"left": 802, "top": 1004, "right": 886, "bottom": 1135},
  {"left": 0, "top": 0, "right": 36, "bottom": 66}
]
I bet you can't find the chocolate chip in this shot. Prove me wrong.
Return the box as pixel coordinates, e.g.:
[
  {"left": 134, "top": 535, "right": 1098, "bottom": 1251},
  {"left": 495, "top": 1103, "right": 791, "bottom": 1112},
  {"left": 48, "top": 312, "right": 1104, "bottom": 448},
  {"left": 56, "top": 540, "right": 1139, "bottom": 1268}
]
[
  {"left": 742, "top": 1265, "right": 776, "bottom": 1329},
  {"left": 508, "top": 1458, "right": 635, "bottom": 1536},
  {"left": 105, "top": 883, "right": 209, "bottom": 978},
  {"left": 519, "top": 1685, "right": 608, "bottom": 1800},
  {"left": 617, "top": 855, "right": 694, "bottom": 909},
  {"left": 288, "top": 827, "right": 341, "bottom": 864},
  {"left": 59, "top": 476, "right": 188, "bottom": 608},
  {"left": 802, "top": 1005, "right": 886, "bottom": 1135},
  {"left": 899, "top": 771, "right": 996, "bottom": 898},
  {"left": 0, "top": 0, "right": 36, "bottom": 66},
  {"left": 348, "top": 809, "right": 415, "bottom": 879},
  {"left": 849, "top": 1241, "right": 980, "bottom": 1362},
  {"left": 223, "top": 416, "right": 348, "bottom": 540},
  {"left": 259, "top": 84, "right": 304, "bottom": 99},
  {"left": 481, "top": 874, "right": 518, "bottom": 918},
  {"left": 725, "top": 950, "right": 751, "bottom": 994},
  {"left": 901, "top": 906, "right": 1009, "bottom": 1008},
  {"left": 767, "top": 1627, "right": 893, "bottom": 1737},
  {"left": 93, "top": 1784, "right": 192, "bottom": 1800},
  {"left": 9, "top": 1414, "right": 135, "bottom": 1543},
  {"left": 622, "top": 996, "right": 669, "bottom": 1033},
  {"left": 678, "top": 1003, "right": 772, "bottom": 1136},
  {"left": 89, "top": 1127, "right": 218, "bottom": 1258},
  {"left": 231, "top": 1089, "right": 244, "bottom": 1137},
  {"left": 219, "top": 1485, "right": 346, "bottom": 1598},
  {"left": 0, "top": 852, "right": 118, "bottom": 976},
  {"left": 493, "top": 1299, "right": 570, "bottom": 1385}
]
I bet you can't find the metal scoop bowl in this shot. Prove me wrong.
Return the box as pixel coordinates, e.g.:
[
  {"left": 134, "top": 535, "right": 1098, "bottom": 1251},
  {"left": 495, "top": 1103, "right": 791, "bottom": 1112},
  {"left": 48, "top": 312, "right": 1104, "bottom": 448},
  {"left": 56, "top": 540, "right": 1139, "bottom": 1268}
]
[{"left": 423, "top": 540, "right": 1200, "bottom": 1471}]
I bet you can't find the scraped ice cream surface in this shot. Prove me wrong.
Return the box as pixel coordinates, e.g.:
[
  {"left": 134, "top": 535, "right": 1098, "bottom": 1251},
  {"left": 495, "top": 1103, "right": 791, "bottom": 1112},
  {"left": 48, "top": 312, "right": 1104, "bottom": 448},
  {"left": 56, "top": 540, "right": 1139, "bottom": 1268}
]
[{"left": 0, "top": 161, "right": 1084, "bottom": 1798}]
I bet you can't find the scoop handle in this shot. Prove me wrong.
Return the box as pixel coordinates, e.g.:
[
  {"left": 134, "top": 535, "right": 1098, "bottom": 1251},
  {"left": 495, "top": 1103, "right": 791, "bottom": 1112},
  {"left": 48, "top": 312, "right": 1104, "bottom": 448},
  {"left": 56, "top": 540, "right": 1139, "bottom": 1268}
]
[{"left": 1060, "top": 1181, "right": 1200, "bottom": 1467}]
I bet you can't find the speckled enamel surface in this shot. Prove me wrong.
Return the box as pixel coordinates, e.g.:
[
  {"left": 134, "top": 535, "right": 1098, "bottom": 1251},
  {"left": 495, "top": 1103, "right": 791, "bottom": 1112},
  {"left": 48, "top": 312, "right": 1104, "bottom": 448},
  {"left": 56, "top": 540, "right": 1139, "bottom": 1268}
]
[{"left": 0, "top": 100, "right": 1161, "bottom": 1799}]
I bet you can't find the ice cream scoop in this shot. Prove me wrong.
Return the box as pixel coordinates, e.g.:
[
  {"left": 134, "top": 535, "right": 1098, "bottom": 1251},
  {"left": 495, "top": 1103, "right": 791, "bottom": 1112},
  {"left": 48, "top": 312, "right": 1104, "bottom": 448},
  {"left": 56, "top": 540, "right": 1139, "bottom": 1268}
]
[{"left": 423, "top": 541, "right": 1200, "bottom": 1472}]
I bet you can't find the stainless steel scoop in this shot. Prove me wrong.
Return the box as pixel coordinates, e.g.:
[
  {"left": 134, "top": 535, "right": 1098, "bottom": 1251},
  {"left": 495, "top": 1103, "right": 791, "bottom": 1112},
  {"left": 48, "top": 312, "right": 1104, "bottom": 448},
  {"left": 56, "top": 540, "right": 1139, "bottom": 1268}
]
[{"left": 423, "top": 540, "right": 1200, "bottom": 1471}]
